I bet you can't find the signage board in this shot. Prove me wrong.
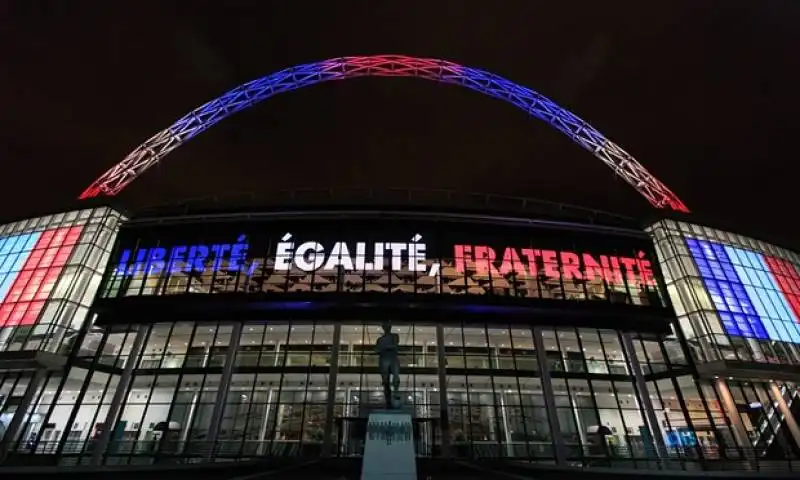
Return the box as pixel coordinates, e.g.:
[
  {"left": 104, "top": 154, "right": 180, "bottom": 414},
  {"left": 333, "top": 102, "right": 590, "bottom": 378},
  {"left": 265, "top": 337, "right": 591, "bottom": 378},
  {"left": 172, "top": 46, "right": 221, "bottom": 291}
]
[{"left": 103, "top": 216, "right": 664, "bottom": 307}]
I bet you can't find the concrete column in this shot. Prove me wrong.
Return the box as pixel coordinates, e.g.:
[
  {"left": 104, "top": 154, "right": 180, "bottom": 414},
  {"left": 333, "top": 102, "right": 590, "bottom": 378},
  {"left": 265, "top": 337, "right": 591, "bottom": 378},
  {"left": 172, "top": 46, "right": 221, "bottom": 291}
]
[
  {"left": 0, "top": 368, "right": 47, "bottom": 459},
  {"left": 321, "top": 324, "right": 342, "bottom": 457},
  {"left": 621, "top": 333, "right": 668, "bottom": 458},
  {"left": 91, "top": 326, "right": 148, "bottom": 465},
  {"left": 205, "top": 322, "right": 243, "bottom": 458},
  {"left": 769, "top": 382, "right": 800, "bottom": 452},
  {"left": 532, "top": 327, "right": 567, "bottom": 464},
  {"left": 714, "top": 377, "right": 754, "bottom": 464},
  {"left": 435, "top": 324, "right": 451, "bottom": 457}
]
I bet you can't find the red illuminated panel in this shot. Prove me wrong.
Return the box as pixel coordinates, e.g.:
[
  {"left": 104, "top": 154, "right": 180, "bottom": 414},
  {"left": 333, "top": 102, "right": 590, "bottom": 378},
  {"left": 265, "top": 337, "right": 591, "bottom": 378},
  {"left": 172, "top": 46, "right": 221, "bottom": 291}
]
[
  {"left": 763, "top": 255, "right": 800, "bottom": 324},
  {"left": 0, "top": 226, "right": 83, "bottom": 327}
]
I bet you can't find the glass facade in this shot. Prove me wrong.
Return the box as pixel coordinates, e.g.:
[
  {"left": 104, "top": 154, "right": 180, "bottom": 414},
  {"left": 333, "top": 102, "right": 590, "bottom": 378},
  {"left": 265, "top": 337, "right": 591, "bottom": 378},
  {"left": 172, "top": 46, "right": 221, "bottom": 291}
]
[
  {"left": 647, "top": 219, "right": 800, "bottom": 365},
  {"left": 0, "top": 208, "right": 122, "bottom": 460},
  {"left": 648, "top": 219, "right": 800, "bottom": 465},
  {"left": 1, "top": 212, "right": 799, "bottom": 473},
  {"left": 6, "top": 320, "right": 706, "bottom": 466},
  {"left": 0, "top": 207, "right": 122, "bottom": 354}
]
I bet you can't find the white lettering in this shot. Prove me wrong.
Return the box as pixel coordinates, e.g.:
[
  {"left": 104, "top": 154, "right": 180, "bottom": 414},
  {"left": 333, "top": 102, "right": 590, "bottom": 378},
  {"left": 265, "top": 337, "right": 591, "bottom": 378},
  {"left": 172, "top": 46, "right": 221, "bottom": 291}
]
[
  {"left": 274, "top": 233, "right": 295, "bottom": 271},
  {"left": 409, "top": 234, "right": 427, "bottom": 272},
  {"left": 294, "top": 242, "right": 325, "bottom": 271},
  {"left": 355, "top": 242, "right": 375, "bottom": 271},
  {"left": 387, "top": 242, "right": 407, "bottom": 271},
  {"left": 373, "top": 242, "right": 384, "bottom": 271},
  {"left": 271, "top": 234, "right": 433, "bottom": 276},
  {"left": 323, "top": 242, "right": 354, "bottom": 271}
]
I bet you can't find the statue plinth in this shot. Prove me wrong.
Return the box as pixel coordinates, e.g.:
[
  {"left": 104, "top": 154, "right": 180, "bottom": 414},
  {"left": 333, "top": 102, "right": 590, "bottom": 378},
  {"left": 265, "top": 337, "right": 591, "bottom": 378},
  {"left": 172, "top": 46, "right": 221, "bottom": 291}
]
[{"left": 361, "top": 410, "right": 417, "bottom": 480}]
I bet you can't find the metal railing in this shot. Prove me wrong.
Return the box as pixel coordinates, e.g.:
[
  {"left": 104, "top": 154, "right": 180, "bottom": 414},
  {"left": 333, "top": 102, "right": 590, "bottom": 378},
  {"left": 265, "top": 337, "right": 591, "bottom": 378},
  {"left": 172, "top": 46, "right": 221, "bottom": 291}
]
[{"left": 17, "top": 440, "right": 799, "bottom": 473}]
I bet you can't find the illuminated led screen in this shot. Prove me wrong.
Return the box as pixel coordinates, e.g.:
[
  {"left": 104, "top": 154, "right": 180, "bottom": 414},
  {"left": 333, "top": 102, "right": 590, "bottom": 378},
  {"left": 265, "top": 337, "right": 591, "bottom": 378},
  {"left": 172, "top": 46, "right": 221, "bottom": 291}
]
[
  {"left": 686, "top": 238, "right": 800, "bottom": 343},
  {"left": 0, "top": 226, "right": 83, "bottom": 327}
]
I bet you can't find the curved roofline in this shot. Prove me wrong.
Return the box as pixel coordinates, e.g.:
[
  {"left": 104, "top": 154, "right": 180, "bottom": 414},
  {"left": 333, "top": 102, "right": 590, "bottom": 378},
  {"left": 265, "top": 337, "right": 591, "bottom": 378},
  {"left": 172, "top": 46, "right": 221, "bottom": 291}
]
[
  {"left": 122, "top": 207, "right": 650, "bottom": 240},
  {"left": 131, "top": 187, "right": 639, "bottom": 229}
]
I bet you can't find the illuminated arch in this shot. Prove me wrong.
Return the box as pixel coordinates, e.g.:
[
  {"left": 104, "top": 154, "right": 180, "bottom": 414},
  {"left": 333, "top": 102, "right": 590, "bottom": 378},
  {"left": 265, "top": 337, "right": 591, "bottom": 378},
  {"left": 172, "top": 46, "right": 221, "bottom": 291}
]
[{"left": 79, "top": 55, "right": 689, "bottom": 212}]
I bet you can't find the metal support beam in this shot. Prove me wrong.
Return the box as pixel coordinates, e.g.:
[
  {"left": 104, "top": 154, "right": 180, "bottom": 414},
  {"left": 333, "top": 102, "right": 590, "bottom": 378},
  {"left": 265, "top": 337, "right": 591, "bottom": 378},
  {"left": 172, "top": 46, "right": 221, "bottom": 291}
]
[
  {"left": 532, "top": 327, "right": 567, "bottom": 464},
  {"left": 621, "top": 333, "right": 668, "bottom": 459},
  {"left": 769, "top": 382, "right": 800, "bottom": 454},
  {"left": 204, "top": 322, "right": 243, "bottom": 458},
  {"left": 435, "top": 324, "right": 451, "bottom": 458},
  {"left": 321, "top": 324, "right": 342, "bottom": 457},
  {"left": 91, "top": 326, "right": 148, "bottom": 465},
  {"left": 0, "top": 368, "right": 47, "bottom": 461}
]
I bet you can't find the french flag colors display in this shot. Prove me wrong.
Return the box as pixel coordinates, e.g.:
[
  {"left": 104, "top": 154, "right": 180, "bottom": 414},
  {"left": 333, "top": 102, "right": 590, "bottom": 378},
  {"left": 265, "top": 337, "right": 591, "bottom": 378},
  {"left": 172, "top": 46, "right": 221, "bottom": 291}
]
[
  {"left": 0, "top": 226, "right": 83, "bottom": 327},
  {"left": 687, "top": 238, "right": 800, "bottom": 343}
]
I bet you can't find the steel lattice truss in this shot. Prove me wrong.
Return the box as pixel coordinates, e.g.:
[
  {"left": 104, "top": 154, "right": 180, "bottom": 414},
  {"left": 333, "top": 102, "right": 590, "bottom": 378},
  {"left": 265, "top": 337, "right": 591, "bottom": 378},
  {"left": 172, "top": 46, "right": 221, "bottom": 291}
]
[{"left": 79, "top": 55, "right": 689, "bottom": 212}]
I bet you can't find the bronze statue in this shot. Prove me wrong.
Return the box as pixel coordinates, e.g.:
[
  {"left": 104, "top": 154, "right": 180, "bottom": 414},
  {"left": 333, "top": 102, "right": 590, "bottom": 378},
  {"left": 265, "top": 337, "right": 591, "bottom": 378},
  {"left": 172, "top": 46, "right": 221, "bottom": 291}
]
[{"left": 375, "top": 321, "right": 401, "bottom": 409}]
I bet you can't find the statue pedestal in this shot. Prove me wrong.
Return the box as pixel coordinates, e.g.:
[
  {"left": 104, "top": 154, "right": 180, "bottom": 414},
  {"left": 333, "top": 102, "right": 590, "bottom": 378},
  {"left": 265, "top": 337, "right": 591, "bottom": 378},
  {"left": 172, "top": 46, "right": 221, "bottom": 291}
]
[{"left": 360, "top": 410, "right": 417, "bottom": 480}]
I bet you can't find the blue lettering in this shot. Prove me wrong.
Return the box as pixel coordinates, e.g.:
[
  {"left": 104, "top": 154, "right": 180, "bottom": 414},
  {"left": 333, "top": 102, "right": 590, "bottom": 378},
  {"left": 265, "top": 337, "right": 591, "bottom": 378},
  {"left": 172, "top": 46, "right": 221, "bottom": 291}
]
[
  {"left": 186, "top": 245, "right": 210, "bottom": 273},
  {"left": 116, "top": 249, "right": 132, "bottom": 275},
  {"left": 168, "top": 246, "right": 188, "bottom": 274},
  {"left": 133, "top": 249, "right": 149, "bottom": 275},
  {"left": 146, "top": 248, "right": 167, "bottom": 276},
  {"left": 230, "top": 235, "right": 249, "bottom": 271},
  {"left": 246, "top": 260, "right": 259, "bottom": 277},
  {"left": 118, "top": 235, "right": 251, "bottom": 278},
  {"left": 211, "top": 244, "right": 231, "bottom": 271}
]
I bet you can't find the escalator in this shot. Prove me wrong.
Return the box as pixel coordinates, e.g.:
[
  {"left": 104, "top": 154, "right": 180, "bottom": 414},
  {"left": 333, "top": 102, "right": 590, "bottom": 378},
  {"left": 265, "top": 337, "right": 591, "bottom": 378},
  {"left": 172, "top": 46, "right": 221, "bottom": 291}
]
[{"left": 751, "top": 385, "right": 800, "bottom": 459}]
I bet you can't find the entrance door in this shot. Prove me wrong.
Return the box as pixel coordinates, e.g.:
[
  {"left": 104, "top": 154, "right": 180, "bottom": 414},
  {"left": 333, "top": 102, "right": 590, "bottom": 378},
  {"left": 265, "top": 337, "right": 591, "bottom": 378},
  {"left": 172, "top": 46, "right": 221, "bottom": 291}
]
[{"left": 335, "top": 417, "right": 438, "bottom": 457}]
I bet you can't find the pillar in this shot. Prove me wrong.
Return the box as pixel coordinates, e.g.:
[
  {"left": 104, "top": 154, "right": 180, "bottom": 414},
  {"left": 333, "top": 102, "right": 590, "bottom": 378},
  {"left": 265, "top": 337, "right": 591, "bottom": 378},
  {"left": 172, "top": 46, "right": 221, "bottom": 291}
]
[
  {"left": 714, "top": 378, "right": 754, "bottom": 464},
  {"left": 769, "top": 382, "right": 800, "bottom": 453},
  {"left": 205, "top": 322, "right": 243, "bottom": 458},
  {"left": 435, "top": 324, "right": 451, "bottom": 457},
  {"left": 91, "top": 326, "right": 148, "bottom": 465},
  {"left": 621, "top": 333, "right": 668, "bottom": 458},
  {"left": 321, "top": 324, "right": 342, "bottom": 457},
  {"left": 0, "top": 368, "right": 47, "bottom": 459},
  {"left": 532, "top": 326, "right": 567, "bottom": 464}
]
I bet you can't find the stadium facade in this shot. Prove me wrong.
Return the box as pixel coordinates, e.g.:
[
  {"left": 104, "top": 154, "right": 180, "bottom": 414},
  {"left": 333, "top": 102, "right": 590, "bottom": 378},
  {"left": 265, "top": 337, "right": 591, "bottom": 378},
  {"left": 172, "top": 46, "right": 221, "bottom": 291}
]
[
  {"left": 1, "top": 55, "right": 798, "bottom": 473},
  {"left": 0, "top": 201, "right": 797, "bottom": 471}
]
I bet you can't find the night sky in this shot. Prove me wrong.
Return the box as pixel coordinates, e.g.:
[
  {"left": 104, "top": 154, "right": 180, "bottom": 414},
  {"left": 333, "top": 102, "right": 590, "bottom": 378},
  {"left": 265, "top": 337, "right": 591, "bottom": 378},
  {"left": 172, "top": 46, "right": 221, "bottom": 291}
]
[{"left": 1, "top": 2, "right": 798, "bottom": 246}]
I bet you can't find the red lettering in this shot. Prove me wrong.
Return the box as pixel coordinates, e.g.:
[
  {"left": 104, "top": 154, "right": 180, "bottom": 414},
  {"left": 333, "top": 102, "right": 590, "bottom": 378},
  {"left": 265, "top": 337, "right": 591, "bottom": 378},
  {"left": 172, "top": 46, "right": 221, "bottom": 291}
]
[
  {"left": 620, "top": 257, "right": 638, "bottom": 284},
  {"left": 583, "top": 254, "right": 604, "bottom": 282},
  {"left": 454, "top": 245, "right": 467, "bottom": 273},
  {"left": 637, "top": 251, "right": 656, "bottom": 286},
  {"left": 457, "top": 244, "right": 654, "bottom": 289},
  {"left": 560, "top": 251, "right": 582, "bottom": 281},
  {"left": 474, "top": 246, "right": 501, "bottom": 278},
  {"left": 540, "top": 250, "right": 559, "bottom": 279},
  {"left": 520, "top": 249, "right": 539, "bottom": 277},
  {"left": 499, "top": 247, "right": 527, "bottom": 277},
  {"left": 601, "top": 256, "right": 624, "bottom": 286}
]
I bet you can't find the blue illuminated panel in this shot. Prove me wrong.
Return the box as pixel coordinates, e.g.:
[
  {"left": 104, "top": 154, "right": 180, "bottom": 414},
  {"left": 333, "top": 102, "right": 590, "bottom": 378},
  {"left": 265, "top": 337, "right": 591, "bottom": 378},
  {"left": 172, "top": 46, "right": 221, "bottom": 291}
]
[
  {"left": 685, "top": 238, "right": 768, "bottom": 339},
  {"left": 722, "top": 246, "right": 786, "bottom": 342},
  {"left": 0, "top": 232, "right": 40, "bottom": 302},
  {"left": 742, "top": 249, "right": 800, "bottom": 343}
]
